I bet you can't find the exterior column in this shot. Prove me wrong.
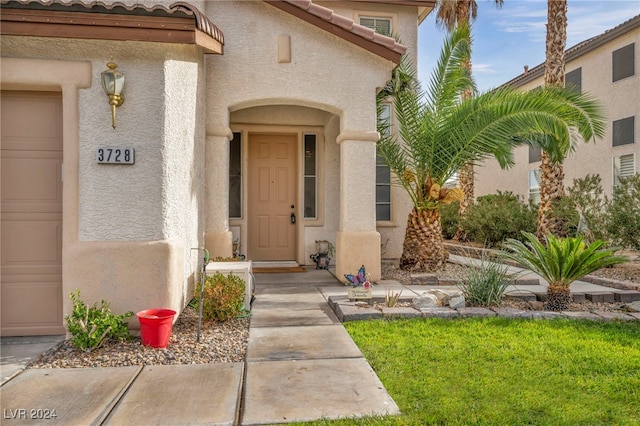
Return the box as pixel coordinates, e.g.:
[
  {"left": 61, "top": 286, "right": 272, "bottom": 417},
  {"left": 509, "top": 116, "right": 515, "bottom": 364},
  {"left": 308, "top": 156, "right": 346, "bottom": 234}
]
[
  {"left": 335, "top": 130, "right": 381, "bottom": 281},
  {"left": 204, "top": 126, "right": 233, "bottom": 258}
]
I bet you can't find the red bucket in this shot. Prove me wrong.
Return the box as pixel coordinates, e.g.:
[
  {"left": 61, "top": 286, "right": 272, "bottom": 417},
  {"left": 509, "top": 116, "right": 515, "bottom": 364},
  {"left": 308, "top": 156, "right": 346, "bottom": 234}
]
[{"left": 137, "top": 309, "right": 176, "bottom": 348}]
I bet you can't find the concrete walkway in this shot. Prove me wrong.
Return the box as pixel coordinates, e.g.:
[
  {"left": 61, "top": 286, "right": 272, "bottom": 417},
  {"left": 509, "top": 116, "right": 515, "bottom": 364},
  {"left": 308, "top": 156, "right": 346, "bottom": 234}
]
[{"left": 0, "top": 269, "right": 399, "bottom": 425}]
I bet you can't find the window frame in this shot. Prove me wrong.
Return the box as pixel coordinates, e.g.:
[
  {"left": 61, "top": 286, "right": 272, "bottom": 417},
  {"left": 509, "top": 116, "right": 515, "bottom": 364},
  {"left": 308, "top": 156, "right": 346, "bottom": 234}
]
[
  {"left": 612, "top": 42, "right": 635, "bottom": 82},
  {"left": 613, "top": 153, "right": 636, "bottom": 188},
  {"left": 612, "top": 116, "right": 635, "bottom": 147},
  {"left": 529, "top": 169, "right": 541, "bottom": 205},
  {"left": 303, "top": 133, "right": 318, "bottom": 220},
  {"left": 228, "top": 131, "right": 243, "bottom": 219},
  {"left": 376, "top": 103, "right": 393, "bottom": 223}
]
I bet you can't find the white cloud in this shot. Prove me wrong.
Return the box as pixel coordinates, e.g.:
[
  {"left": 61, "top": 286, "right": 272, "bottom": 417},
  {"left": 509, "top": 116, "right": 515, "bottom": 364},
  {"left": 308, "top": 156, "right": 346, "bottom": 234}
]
[{"left": 472, "top": 63, "right": 499, "bottom": 75}]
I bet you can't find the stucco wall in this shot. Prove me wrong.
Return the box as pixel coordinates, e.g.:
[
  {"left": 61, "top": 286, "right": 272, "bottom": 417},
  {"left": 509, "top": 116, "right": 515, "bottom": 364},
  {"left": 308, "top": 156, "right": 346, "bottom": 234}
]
[
  {"left": 206, "top": 0, "right": 392, "bottom": 130},
  {"left": 475, "top": 27, "right": 639, "bottom": 201},
  {"left": 1, "top": 35, "right": 206, "bottom": 315}
]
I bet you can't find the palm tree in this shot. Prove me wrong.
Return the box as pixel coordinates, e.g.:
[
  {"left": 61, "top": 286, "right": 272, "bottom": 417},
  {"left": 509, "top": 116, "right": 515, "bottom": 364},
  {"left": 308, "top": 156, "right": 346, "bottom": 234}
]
[
  {"left": 435, "top": 0, "right": 504, "bottom": 241},
  {"left": 537, "top": 0, "right": 568, "bottom": 239},
  {"left": 502, "top": 233, "right": 627, "bottom": 310},
  {"left": 377, "top": 25, "right": 606, "bottom": 272}
]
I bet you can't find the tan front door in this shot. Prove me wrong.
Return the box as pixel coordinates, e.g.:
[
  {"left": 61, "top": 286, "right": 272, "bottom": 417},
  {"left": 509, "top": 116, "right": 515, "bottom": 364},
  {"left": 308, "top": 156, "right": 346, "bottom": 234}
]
[
  {"left": 1, "top": 91, "right": 64, "bottom": 336},
  {"left": 247, "top": 134, "right": 297, "bottom": 261}
]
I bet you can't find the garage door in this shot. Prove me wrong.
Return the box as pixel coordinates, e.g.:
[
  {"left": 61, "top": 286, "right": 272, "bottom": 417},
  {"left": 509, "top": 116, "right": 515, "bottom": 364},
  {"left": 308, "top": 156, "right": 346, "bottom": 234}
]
[{"left": 1, "top": 91, "right": 64, "bottom": 336}]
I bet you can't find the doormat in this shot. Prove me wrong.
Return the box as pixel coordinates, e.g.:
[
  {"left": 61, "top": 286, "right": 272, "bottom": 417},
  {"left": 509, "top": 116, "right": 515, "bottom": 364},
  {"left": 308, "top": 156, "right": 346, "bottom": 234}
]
[{"left": 253, "top": 267, "right": 307, "bottom": 273}]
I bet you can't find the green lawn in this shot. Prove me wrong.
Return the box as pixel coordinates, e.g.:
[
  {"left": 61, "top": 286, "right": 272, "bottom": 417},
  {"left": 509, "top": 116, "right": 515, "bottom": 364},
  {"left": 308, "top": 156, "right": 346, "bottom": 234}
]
[{"left": 299, "top": 318, "right": 640, "bottom": 426}]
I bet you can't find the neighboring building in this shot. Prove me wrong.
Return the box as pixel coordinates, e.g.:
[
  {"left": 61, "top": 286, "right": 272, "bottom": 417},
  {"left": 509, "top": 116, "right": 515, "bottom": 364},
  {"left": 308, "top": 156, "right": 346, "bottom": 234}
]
[
  {"left": 0, "top": 0, "right": 433, "bottom": 336},
  {"left": 475, "top": 15, "right": 640, "bottom": 204}
]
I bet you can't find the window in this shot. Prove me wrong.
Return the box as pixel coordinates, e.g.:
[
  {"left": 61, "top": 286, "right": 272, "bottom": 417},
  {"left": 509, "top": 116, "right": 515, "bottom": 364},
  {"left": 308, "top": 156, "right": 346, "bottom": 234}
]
[
  {"left": 613, "top": 116, "right": 635, "bottom": 147},
  {"left": 529, "top": 169, "right": 541, "bottom": 205},
  {"left": 612, "top": 43, "right": 635, "bottom": 82},
  {"left": 303, "top": 134, "right": 317, "bottom": 219},
  {"left": 565, "top": 67, "right": 582, "bottom": 93},
  {"left": 613, "top": 153, "right": 636, "bottom": 187},
  {"left": 528, "top": 145, "right": 542, "bottom": 163},
  {"left": 376, "top": 104, "right": 392, "bottom": 221},
  {"left": 229, "top": 132, "right": 242, "bottom": 218},
  {"left": 359, "top": 16, "right": 392, "bottom": 36}
]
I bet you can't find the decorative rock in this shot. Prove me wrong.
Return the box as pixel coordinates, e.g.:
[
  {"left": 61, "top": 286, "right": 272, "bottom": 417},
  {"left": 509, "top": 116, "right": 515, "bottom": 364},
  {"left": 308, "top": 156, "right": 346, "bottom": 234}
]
[
  {"left": 449, "top": 296, "right": 466, "bottom": 309},
  {"left": 561, "top": 311, "right": 601, "bottom": 321},
  {"left": 411, "top": 273, "right": 438, "bottom": 285},
  {"left": 627, "top": 312, "right": 640, "bottom": 320},
  {"left": 594, "top": 311, "right": 635, "bottom": 322},
  {"left": 626, "top": 301, "right": 640, "bottom": 312},
  {"left": 530, "top": 311, "right": 564, "bottom": 320},
  {"left": 412, "top": 293, "right": 439, "bottom": 309},
  {"left": 527, "top": 301, "right": 545, "bottom": 311}
]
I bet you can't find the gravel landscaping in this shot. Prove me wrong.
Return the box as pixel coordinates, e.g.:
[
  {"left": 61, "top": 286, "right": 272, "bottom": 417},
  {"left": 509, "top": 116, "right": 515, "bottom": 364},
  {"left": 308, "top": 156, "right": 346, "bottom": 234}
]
[
  {"left": 28, "top": 307, "right": 249, "bottom": 369},
  {"left": 26, "top": 254, "right": 639, "bottom": 369}
]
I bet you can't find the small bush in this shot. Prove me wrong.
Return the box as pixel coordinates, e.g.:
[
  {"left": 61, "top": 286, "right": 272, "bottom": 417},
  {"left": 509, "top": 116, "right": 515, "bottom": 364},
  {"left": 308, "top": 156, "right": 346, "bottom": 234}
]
[
  {"left": 565, "top": 174, "right": 610, "bottom": 242},
  {"left": 65, "top": 289, "right": 133, "bottom": 350},
  {"left": 460, "top": 192, "right": 536, "bottom": 247},
  {"left": 440, "top": 201, "right": 460, "bottom": 240},
  {"left": 607, "top": 175, "right": 640, "bottom": 250},
  {"left": 457, "top": 257, "right": 514, "bottom": 307},
  {"left": 195, "top": 272, "right": 245, "bottom": 321}
]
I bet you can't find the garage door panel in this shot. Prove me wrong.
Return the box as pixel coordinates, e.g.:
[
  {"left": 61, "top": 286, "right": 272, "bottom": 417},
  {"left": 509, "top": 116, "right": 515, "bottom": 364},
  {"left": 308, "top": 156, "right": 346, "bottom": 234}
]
[
  {"left": 1, "top": 90, "right": 63, "bottom": 336},
  {"left": 2, "top": 220, "right": 62, "bottom": 265},
  {"left": 2, "top": 157, "right": 62, "bottom": 204},
  {"left": 0, "top": 94, "right": 61, "bottom": 150},
  {"left": 1, "top": 282, "right": 62, "bottom": 327}
]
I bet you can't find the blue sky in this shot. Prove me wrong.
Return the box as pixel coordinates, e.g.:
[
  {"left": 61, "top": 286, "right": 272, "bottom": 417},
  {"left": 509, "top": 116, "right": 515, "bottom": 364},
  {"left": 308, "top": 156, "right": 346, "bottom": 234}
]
[{"left": 417, "top": 0, "right": 640, "bottom": 92}]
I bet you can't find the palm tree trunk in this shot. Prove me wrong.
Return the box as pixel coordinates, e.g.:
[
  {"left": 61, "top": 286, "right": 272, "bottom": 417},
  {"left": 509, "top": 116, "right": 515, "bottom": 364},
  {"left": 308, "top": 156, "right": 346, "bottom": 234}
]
[
  {"left": 537, "top": 151, "right": 566, "bottom": 239},
  {"left": 538, "top": 0, "right": 568, "bottom": 241},
  {"left": 454, "top": 162, "right": 474, "bottom": 241},
  {"left": 400, "top": 208, "right": 447, "bottom": 272},
  {"left": 545, "top": 284, "right": 571, "bottom": 311}
]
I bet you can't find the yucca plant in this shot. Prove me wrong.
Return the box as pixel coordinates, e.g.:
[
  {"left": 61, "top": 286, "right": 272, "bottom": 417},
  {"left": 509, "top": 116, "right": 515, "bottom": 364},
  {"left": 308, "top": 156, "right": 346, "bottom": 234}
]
[{"left": 501, "top": 232, "right": 627, "bottom": 310}]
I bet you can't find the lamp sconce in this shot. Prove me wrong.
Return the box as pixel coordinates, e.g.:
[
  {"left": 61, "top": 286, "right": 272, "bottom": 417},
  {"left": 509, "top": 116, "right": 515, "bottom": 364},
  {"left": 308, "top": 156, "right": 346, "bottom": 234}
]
[{"left": 101, "top": 61, "right": 125, "bottom": 129}]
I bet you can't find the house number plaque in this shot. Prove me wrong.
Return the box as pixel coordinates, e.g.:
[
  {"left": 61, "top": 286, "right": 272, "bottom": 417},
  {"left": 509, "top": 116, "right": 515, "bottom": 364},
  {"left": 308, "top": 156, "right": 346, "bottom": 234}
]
[{"left": 96, "top": 147, "right": 135, "bottom": 164}]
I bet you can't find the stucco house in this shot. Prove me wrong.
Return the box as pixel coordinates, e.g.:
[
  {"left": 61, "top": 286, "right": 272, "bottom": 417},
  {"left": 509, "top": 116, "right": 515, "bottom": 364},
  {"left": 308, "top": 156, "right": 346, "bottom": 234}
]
[
  {"left": 475, "top": 14, "right": 639, "bottom": 203},
  {"left": 0, "top": 0, "right": 433, "bottom": 336}
]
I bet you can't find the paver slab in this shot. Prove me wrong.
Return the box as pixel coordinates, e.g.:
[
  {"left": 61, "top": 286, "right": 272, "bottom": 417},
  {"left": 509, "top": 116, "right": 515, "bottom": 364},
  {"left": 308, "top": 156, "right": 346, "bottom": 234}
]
[
  {"left": 249, "top": 306, "right": 338, "bottom": 327},
  {"left": 105, "top": 364, "right": 243, "bottom": 426},
  {"left": 242, "top": 358, "right": 399, "bottom": 425},
  {"left": 247, "top": 325, "right": 362, "bottom": 361},
  {"left": 250, "top": 291, "right": 328, "bottom": 310},
  {"left": 0, "top": 366, "right": 140, "bottom": 425}
]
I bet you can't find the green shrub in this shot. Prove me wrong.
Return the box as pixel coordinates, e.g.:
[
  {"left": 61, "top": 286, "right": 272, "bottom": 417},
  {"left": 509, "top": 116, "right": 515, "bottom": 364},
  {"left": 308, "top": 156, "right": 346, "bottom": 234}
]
[
  {"left": 460, "top": 192, "right": 536, "bottom": 247},
  {"left": 195, "top": 272, "right": 245, "bottom": 321},
  {"left": 65, "top": 289, "right": 133, "bottom": 350},
  {"left": 457, "top": 256, "right": 514, "bottom": 307},
  {"left": 607, "top": 175, "right": 640, "bottom": 250},
  {"left": 565, "top": 174, "right": 610, "bottom": 242},
  {"left": 440, "top": 201, "right": 460, "bottom": 240}
]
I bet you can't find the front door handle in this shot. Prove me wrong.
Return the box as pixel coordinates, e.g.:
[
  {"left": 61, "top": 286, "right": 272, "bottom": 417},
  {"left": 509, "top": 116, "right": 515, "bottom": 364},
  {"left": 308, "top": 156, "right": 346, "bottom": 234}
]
[{"left": 290, "top": 212, "right": 296, "bottom": 224}]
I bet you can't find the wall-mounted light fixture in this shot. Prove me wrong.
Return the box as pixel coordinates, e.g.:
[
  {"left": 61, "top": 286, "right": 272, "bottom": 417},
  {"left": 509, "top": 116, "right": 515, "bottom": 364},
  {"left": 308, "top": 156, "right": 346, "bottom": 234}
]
[{"left": 101, "top": 61, "right": 125, "bottom": 129}]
